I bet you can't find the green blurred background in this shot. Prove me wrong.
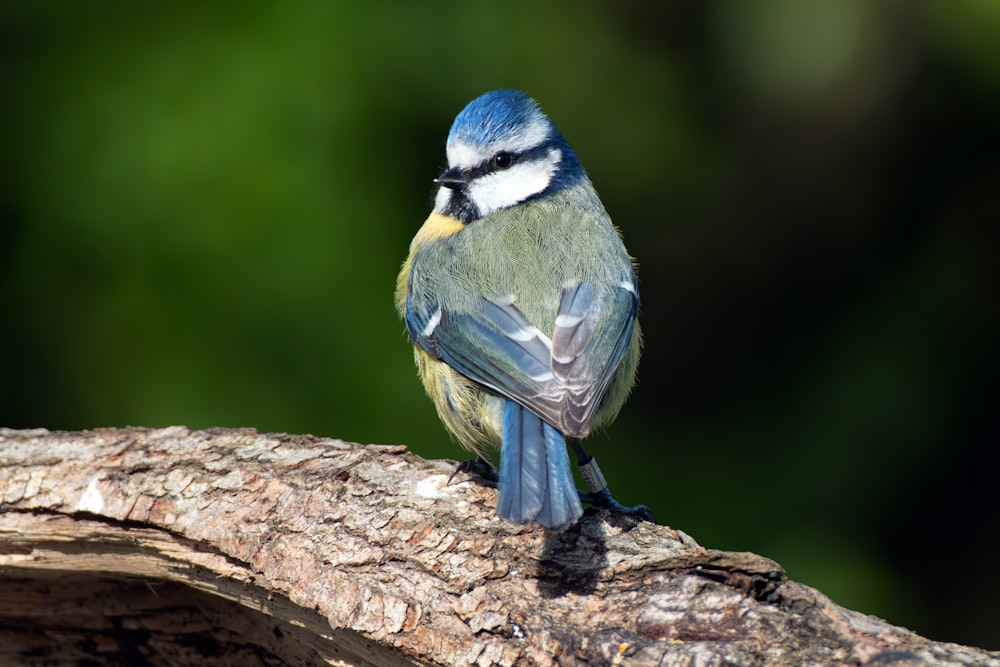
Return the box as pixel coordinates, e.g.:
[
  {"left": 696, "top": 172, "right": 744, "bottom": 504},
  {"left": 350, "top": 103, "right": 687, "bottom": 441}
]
[{"left": 2, "top": 0, "right": 998, "bottom": 649}]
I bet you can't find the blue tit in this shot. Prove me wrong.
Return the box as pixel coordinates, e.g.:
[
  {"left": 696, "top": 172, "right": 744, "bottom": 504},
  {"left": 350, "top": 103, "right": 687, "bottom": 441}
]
[{"left": 396, "top": 89, "right": 651, "bottom": 531}]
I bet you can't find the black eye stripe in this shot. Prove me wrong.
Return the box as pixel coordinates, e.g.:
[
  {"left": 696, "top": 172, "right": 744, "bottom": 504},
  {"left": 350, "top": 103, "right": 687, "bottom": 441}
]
[{"left": 463, "top": 144, "right": 554, "bottom": 181}]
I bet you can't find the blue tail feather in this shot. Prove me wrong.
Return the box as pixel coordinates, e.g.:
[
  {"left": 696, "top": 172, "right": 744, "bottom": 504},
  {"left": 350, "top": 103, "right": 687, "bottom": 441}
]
[{"left": 497, "top": 401, "right": 583, "bottom": 531}]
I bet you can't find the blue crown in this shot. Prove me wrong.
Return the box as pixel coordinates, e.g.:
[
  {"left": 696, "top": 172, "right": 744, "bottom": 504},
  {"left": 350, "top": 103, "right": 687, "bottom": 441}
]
[{"left": 447, "top": 90, "right": 548, "bottom": 149}]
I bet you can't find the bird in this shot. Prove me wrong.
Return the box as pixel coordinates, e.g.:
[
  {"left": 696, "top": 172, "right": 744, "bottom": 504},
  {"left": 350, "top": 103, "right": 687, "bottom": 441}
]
[{"left": 395, "top": 89, "right": 651, "bottom": 531}]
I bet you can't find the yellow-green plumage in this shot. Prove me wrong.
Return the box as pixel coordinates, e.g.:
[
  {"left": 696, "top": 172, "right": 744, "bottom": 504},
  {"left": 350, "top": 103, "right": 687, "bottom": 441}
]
[
  {"left": 397, "top": 88, "right": 649, "bottom": 530},
  {"left": 395, "top": 183, "right": 641, "bottom": 460}
]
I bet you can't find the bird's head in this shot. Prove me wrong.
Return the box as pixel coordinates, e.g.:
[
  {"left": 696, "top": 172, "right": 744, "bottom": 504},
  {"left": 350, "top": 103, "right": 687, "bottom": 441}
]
[{"left": 434, "top": 90, "right": 584, "bottom": 223}]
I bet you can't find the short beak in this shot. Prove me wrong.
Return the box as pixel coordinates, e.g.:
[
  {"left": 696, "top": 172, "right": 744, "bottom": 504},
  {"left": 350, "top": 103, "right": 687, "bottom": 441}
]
[{"left": 434, "top": 166, "right": 467, "bottom": 190}]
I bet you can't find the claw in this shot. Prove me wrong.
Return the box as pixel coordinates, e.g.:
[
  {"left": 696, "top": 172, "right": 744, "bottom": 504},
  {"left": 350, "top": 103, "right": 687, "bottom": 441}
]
[
  {"left": 448, "top": 456, "right": 498, "bottom": 485},
  {"left": 569, "top": 444, "right": 655, "bottom": 523},
  {"left": 579, "top": 488, "right": 656, "bottom": 523}
]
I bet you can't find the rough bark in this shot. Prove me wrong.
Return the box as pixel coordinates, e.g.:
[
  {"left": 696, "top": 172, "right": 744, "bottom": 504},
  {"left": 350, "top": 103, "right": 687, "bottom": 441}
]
[{"left": 0, "top": 427, "right": 995, "bottom": 667}]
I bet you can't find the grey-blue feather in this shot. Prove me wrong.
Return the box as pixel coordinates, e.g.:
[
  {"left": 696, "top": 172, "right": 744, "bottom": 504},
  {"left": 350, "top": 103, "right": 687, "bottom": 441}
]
[
  {"left": 399, "top": 89, "right": 643, "bottom": 530},
  {"left": 498, "top": 401, "right": 582, "bottom": 531},
  {"left": 405, "top": 184, "right": 638, "bottom": 438}
]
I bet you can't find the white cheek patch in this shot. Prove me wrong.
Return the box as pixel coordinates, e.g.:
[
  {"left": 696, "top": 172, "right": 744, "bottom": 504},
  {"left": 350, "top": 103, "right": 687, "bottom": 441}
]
[{"left": 468, "top": 152, "right": 559, "bottom": 216}]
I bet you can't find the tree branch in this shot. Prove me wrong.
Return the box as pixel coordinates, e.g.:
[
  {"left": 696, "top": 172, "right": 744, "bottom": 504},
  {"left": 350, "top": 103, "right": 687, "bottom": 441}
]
[{"left": 0, "top": 427, "right": 995, "bottom": 666}]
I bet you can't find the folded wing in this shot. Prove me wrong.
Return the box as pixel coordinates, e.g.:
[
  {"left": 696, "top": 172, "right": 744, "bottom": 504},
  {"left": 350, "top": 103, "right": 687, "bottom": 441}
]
[{"left": 405, "top": 276, "right": 638, "bottom": 437}]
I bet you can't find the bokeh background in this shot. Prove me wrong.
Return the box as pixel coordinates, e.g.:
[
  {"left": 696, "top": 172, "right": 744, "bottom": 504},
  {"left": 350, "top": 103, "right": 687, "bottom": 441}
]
[{"left": 3, "top": 0, "right": 998, "bottom": 649}]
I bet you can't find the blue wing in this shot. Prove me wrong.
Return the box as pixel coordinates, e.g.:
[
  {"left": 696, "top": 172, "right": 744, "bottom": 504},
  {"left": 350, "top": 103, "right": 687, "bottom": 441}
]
[
  {"left": 405, "top": 275, "right": 638, "bottom": 437},
  {"left": 550, "top": 280, "right": 638, "bottom": 436}
]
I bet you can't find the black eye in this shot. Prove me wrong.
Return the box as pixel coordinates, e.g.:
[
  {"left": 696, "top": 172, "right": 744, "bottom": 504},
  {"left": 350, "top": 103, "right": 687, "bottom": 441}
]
[{"left": 493, "top": 152, "right": 514, "bottom": 169}]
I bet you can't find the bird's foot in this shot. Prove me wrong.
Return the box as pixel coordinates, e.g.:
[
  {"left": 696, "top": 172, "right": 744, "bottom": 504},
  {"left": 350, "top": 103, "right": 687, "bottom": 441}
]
[
  {"left": 448, "top": 456, "right": 498, "bottom": 485},
  {"left": 579, "top": 488, "right": 656, "bottom": 523},
  {"left": 573, "top": 451, "right": 655, "bottom": 523}
]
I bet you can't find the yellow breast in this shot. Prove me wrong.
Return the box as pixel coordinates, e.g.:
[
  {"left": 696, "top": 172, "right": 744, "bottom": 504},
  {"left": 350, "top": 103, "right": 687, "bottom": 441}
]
[{"left": 395, "top": 212, "right": 465, "bottom": 315}]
